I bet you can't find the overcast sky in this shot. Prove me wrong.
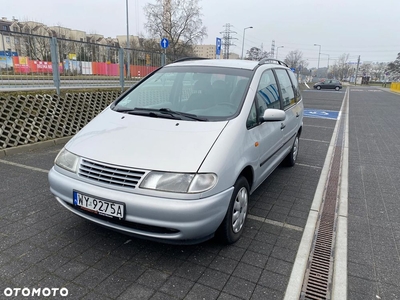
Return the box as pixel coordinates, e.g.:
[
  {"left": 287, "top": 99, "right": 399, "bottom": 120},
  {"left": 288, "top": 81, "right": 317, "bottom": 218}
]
[{"left": 3, "top": 0, "right": 400, "bottom": 68}]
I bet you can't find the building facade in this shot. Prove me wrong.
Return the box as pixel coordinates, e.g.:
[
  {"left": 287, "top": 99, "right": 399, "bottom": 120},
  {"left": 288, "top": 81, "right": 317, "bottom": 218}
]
[{"left": 193, "top": 44, "right": 216, "bottom": 59}]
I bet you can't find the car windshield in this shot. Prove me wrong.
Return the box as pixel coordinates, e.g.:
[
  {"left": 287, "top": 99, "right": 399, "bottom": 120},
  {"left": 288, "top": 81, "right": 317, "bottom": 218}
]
[{"left": 113, "top": 66, "right": 252, "bottom": 121}]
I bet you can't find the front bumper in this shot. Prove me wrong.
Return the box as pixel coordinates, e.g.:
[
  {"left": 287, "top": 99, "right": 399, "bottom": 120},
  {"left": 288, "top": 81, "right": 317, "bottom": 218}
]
[{"left": 48, "top": 167, "right": 233, "bottom": 244}]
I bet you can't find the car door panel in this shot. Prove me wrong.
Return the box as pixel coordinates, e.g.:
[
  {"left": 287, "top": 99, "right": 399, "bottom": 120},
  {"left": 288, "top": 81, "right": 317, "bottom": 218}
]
[{"left": 247, "top": 123, "right": 284, "bottom": 191}]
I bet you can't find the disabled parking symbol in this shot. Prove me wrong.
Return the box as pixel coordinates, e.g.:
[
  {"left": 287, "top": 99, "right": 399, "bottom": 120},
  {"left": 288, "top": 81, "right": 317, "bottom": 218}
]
[{"left": 304, "top": 109, "right": 339, "bottom": 120}]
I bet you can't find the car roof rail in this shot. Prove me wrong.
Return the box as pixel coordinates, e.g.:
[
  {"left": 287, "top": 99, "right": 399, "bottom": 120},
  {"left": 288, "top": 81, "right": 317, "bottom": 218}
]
[
  {"left": 258, "top": 58, "right": 289, "bottom": 68},
  {"left": 172, "top": 57, "right": 208, "bottom": 63}
]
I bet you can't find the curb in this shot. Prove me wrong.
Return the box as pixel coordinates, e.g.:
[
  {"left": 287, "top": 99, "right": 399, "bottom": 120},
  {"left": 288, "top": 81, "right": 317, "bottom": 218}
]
[
  {"left": 0, "top": 136, "right": 72, "bottom": 158},
  {"left": 284, "top": 88, "right": 349, "bottom": 300}
]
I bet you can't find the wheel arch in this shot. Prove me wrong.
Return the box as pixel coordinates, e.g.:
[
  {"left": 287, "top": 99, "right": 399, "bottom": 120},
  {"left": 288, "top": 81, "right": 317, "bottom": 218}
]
[
  {"left": 238, "top": 165, "right": 254, "bottom": 191},
  {"left": 298, "top": 125, "right": 303, "bottom": 137}
]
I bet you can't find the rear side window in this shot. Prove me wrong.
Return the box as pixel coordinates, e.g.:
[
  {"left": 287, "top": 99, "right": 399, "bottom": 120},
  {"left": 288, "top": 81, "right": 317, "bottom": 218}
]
[
  {"left": 275, "top": 69, "right": 296, "bottom": 109},
  {"left": 287, "top": 70, "right": 301, "bottom": 102}
]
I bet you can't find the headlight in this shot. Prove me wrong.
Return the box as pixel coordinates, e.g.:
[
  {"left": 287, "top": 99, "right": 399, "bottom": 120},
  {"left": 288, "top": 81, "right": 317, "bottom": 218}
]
[
  {"left": 140, "top": 172, "right": 217, "bottom": 193},
  {"left": 55, "top": 148, "right": 79, "bottom": 173}
]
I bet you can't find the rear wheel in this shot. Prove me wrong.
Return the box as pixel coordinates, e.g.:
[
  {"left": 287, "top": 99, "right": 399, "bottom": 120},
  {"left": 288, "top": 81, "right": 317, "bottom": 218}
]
[
  {"left": 316, "top": 86, "right": 321, "bottom": 90},
  {"left": 217, "top": 176, "right": 249, "bottom": 244},
  {"left": 285, "top": 134, "right": 299, "bottom": 167},
  {"left": 335, "top": 86, "right": 340, "bottom": 91}
]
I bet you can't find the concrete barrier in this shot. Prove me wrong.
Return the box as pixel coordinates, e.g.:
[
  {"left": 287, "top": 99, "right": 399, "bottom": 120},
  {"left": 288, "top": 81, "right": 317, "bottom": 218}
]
[
  {"left": 391, "top": 82, "right": 400, "bottom": 93},
  {"left": 0, "top": 91, "right": 121, "bottom": 150}
]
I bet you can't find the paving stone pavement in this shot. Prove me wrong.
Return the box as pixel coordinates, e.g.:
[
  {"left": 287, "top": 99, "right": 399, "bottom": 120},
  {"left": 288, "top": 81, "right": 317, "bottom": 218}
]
[
  {"left": 6, "top": 87, "right": 395, "bottom": 299},
  {"left": 0, "top": 145, "right": 319, "bottom": 300},
  {"left": 347, "top": 87, "right": 400, "bottom": 300}
]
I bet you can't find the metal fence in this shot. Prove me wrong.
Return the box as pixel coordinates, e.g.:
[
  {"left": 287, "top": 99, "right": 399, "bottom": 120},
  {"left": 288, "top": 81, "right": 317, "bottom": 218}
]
[{"left": 0, "top": 30, "right": 176, "bottom": 93}]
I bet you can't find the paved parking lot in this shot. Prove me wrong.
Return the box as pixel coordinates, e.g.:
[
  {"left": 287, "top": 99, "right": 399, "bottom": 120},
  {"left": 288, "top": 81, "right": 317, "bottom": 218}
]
[
  {"left": 347, "top": 87, "right": 400, "bottom": 300},
  {"left": 0, "top": 88, "right": 347, "bottom": 299}
]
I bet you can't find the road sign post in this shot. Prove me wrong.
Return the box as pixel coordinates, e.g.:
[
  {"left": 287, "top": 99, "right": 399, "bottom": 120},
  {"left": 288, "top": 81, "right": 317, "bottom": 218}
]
[{"left": 160, "top": 38, "right": 169, "bottom": 66}]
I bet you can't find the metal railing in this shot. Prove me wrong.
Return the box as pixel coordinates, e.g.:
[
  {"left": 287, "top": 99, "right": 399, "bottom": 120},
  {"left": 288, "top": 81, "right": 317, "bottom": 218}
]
[{"left": 0, "top": 30, "right": 172, "bottom": 93}]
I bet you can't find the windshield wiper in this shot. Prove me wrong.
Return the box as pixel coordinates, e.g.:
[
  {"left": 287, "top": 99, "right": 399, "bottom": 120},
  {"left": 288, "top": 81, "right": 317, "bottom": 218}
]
[
  {"left": 158, "top": 108, "right": 208, "bottom": 121},
  {"left": 114, "top": 108, "right": 181, "bottom": 120},
  {"left": 114, "top": 107, "right": 207, "bottom": 121}
]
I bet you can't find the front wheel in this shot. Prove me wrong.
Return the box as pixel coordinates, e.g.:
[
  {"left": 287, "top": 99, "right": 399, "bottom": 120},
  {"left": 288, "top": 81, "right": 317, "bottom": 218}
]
[
  {"left": 316, "top": 85, "right": 321, "bottom": 90},
  {"left": 285, "top": 134, "right": 299, "bottom": 167},
  {"left": 217, "top": 176, "right": 249, "bottom": 244}
]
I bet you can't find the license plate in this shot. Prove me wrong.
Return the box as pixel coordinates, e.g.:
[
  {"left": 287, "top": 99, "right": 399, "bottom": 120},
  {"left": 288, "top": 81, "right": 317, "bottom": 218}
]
[{"left": 73, "top": 191, "right": 124, "bottom": 219}]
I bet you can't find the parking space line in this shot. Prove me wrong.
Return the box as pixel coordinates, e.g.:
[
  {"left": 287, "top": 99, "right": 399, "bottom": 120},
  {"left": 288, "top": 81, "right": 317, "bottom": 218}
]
[
  {"left": 301, "top": 138, "right": 330, "bottom": 144},
  {"left": 296, "top": 163, "right": 322, "bottom": 169},
  {"left": 304, "top": 124, "right": 334, "bottom": 129},
  {"left": 0, "top": 159, "right": 49, "bottom": 173},
  {"left": 247, "top": 214, "right": 303, "bottom": 232}
]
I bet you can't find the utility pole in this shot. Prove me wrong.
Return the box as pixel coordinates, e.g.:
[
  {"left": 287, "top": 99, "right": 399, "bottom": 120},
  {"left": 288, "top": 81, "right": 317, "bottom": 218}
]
[
  {"left": 220, "top": 23, "right": 237, "bottom": 59},
  {"left": 270, "top": 40, "right": 275, "bottom": 58},
  {"left": 355, "top": 55, "right": 360, "bottom": 86}
]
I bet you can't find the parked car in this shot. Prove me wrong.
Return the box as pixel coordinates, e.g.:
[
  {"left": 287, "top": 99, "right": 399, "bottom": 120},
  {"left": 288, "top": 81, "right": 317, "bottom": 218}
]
[
  {"left": 313, "top": 79, "right": 342, "bottom": 90},
  {"left": 48, "top": 58, "right": 304, "bottom": 245}
]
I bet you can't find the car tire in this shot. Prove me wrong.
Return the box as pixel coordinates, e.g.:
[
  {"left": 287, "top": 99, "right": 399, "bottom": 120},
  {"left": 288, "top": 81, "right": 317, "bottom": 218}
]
[
  {"left": 285, "top": 134, "right": 299, "bottom": 167},
  {"left": 335, "top": 86, "right": 340, "bottom": 91},
  {"left": 217, "top": 176, "right": 249, "bottom": 244},
  {"left": 316, "top": 86, "right": 321, "bottom": 90}
]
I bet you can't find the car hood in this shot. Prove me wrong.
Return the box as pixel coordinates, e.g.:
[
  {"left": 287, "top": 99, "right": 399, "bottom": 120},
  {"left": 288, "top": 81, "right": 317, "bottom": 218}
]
[{"left": 65, "top": 108, "right": 228, "bottom": 173}]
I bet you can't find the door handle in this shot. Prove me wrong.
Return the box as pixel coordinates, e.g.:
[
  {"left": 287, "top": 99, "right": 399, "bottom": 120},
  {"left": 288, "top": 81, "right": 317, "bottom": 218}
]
[
  {"left": 281, "top": 123, "right": 286, "bottom": 129},
  {"left": 296, "top": 112, "right": 300, "bottom": 118}
]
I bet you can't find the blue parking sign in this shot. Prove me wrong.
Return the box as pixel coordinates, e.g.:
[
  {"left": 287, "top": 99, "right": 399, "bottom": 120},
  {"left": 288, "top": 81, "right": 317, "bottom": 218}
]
[{"left": 216, "top": 38, "right": 221, "bottom": 55}]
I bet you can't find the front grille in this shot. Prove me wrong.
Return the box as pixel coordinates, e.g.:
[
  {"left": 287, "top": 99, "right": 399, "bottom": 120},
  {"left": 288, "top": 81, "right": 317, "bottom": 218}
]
[{"left": 79, "top": 159, "right": 146, "bottom": 189}]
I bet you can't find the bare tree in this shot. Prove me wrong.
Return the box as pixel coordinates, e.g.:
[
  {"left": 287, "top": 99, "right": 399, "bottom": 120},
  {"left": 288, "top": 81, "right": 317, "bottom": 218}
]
[
  {"left": 370, "top": 62, "right": 387, "bottom": 81},
  {"left": 359, "top": 62, "right": 372, "bottom": 78},
  {"left": 22, "top": 35, "right": 51, "bottom": 61},
  {"left": 143, "top": 0, "right": 207, "bottom": 59},
  {"left": 336, "top": 53, "right": 351, "bottom": 80},
  {"left": 284, "top": 50, "right": 307, "bottom": 71},
  {"left": 245, "top": 47, "right": 270, "bottom": 61}
]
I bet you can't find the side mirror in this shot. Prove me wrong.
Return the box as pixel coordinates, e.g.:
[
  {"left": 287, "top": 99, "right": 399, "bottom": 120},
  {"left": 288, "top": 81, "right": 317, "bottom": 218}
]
[{"left": 260, "top": 109, "right": 286, "bottom": 122}]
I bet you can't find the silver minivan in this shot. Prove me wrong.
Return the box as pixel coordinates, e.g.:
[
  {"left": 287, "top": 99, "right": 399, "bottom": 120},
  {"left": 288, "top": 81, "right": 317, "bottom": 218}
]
[{"left": 48, "top": 58, "right": 304, "bottom": 244}]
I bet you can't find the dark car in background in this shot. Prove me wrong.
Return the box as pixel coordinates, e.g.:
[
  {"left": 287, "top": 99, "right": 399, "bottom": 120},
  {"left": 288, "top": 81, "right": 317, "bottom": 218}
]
[{"left": 313, "top": 79, "right": 342, "bottom": 91}]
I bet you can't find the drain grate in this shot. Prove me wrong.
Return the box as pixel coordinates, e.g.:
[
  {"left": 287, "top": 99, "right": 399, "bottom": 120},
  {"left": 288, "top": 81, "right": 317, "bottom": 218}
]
[{"left": 301, "top": 111, "right": 346, "bottom": 300}]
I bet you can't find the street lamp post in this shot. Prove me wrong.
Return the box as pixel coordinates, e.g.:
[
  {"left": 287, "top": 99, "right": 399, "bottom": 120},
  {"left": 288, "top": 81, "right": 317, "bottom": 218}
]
[
  {"left": 126, "top": 0, "right": 130, "bottom": 77},
  {"left": 320, "top": 53, "right": 330, "bottom": 77},
  {"left": 314, "top": 44, "right": 321, "bottom": 76},
  {"left": 276, "top": 46, "right": 284, "bottom": 60},
  {"left": 241, "top": 26, "right": 253, "bottom": 60}
]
